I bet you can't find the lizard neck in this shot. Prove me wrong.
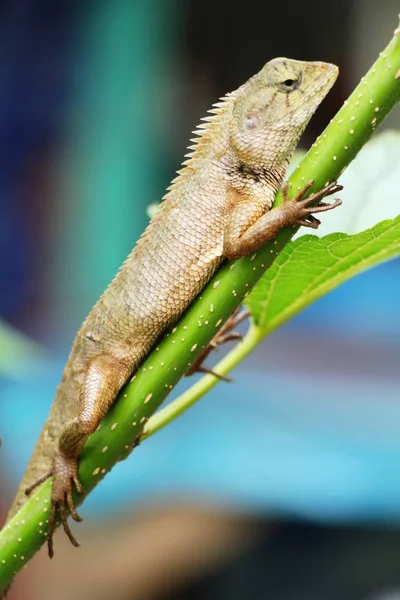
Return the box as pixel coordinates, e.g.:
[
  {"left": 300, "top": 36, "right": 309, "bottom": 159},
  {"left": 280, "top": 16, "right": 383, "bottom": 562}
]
[
  {"left": 163, "top": 89, "right": 291, "bottom": 206},
  {"left": 221, "top": 150, "right": 289, "bottom": 209}
]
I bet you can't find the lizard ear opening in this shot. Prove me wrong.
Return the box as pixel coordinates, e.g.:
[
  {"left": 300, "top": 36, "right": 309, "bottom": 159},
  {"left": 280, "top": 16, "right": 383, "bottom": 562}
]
[{"left": 243, "top": 113, "right": 262, "bottom": 131}]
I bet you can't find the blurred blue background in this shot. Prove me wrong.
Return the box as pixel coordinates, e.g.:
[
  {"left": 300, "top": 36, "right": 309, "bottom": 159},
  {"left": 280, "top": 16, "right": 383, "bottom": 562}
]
[{"left": 1, "top": 1, "right": 400, "bottom": 599}]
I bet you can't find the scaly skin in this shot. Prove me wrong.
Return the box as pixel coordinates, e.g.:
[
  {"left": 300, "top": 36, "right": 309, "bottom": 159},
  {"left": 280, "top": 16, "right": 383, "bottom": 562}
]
[{"left": 7, "top": 58, "right": 341, "bottom": 554}]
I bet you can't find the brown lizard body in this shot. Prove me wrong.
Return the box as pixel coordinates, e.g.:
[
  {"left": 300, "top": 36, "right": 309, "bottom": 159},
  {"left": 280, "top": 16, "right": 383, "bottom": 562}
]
[{"left": 7, "top": 58, "right": 341, "bottom": 555}]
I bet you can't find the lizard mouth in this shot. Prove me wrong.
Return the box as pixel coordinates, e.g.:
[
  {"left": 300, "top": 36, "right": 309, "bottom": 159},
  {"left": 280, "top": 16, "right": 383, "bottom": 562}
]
[{"left": 312, "top": 62, "right": 339, "bottom": 96}]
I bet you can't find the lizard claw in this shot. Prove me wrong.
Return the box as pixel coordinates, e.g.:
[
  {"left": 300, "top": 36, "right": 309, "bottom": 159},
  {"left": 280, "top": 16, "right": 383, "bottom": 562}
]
[
  {"left": 282, "top": 180, "right": 342, "bottom": 229},
  {"left": 195, "top": 365, "right": 233, "bottom": 382},
  {"left": 47, "top": 453, "right": 83, "bottom": 558},
  {"left": 297, "top": 215, "right": 321, "bottom": 229},
  {"left": 25, "top": 456, "right": 83, "bottom": 557},
  {"left": 48, "top": 499, "right": 80, "bottom": 559}
]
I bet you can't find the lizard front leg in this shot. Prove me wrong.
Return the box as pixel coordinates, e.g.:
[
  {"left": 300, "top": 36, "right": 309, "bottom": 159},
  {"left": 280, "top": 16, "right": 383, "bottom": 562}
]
[
  {"left": 186, "top": 183, "right": 341, "bottom": 379},
  {"left": 26, "top": 353, "right": 131, "bottom": 557},
  {"left": 223, "top": 181, "right": 342, "bottom": 260}
]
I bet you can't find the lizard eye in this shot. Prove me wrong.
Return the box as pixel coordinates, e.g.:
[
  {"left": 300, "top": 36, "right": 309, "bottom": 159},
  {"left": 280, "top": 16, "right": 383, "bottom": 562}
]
[
  {"left": 278, "top": 78, "right": 300, "bottom": 92},
  {"left": 243, "top": 113, "right": 261, "bottom": 131}
]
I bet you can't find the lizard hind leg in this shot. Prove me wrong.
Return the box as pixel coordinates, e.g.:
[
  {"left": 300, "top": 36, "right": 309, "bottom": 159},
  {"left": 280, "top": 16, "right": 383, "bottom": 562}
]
[
  {"left": 46, "top": 353, "right": 132, "bottom": 557},
  {"left": 186, "top": 308, "right": 249, "bottom": 381}
]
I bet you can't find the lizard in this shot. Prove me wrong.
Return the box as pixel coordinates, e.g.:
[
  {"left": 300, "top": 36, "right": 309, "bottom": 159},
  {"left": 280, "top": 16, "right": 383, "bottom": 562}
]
[{"left": 6, "top": 57, "right": 342, "bottom": 558}]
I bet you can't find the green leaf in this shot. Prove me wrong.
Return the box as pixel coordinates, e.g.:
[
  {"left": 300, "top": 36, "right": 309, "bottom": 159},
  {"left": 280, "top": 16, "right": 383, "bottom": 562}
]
[
  {"left": 246, "top": 216, "right": 400, "bottom": 334},
  {"left": 246, "top": 130, "right": 400, "bottom": 333}
]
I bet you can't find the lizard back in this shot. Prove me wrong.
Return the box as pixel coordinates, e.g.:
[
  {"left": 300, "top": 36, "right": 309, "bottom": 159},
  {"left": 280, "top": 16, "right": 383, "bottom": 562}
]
[{"left": 7, "top": 90, "right": 239, "bottom": 517}]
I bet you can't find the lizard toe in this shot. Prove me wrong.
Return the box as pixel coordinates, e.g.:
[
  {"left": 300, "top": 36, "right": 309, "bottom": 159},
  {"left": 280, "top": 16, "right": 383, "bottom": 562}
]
[
  {"left": 59, "top": 500, "right": 80, "bottom": 547},
  {"left": 66, "top": 487, "right": 83, "bottom": 522},
  {"left": 24, "top": 469, "right": 53, "bottom": 496},
  {"left": 47, "top": 501, "right": 57, "bottom": 558},
  {"left": 47, "top": 453, "right": 84, "bottom": 554}
]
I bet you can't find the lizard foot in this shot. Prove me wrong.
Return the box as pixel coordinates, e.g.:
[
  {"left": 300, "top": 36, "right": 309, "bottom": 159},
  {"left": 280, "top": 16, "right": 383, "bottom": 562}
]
[
  {"left": 186, "top": 308, "right": 249, "bottom": 381},
  {"left": 47, "top": 452, "right": 83, "bottom": 558},
  {"left": 282, "top": 180, "right": 343, "bottom": 229},
  {"left": 25, "top": 455, "right": 83, "bottom": 557}
]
